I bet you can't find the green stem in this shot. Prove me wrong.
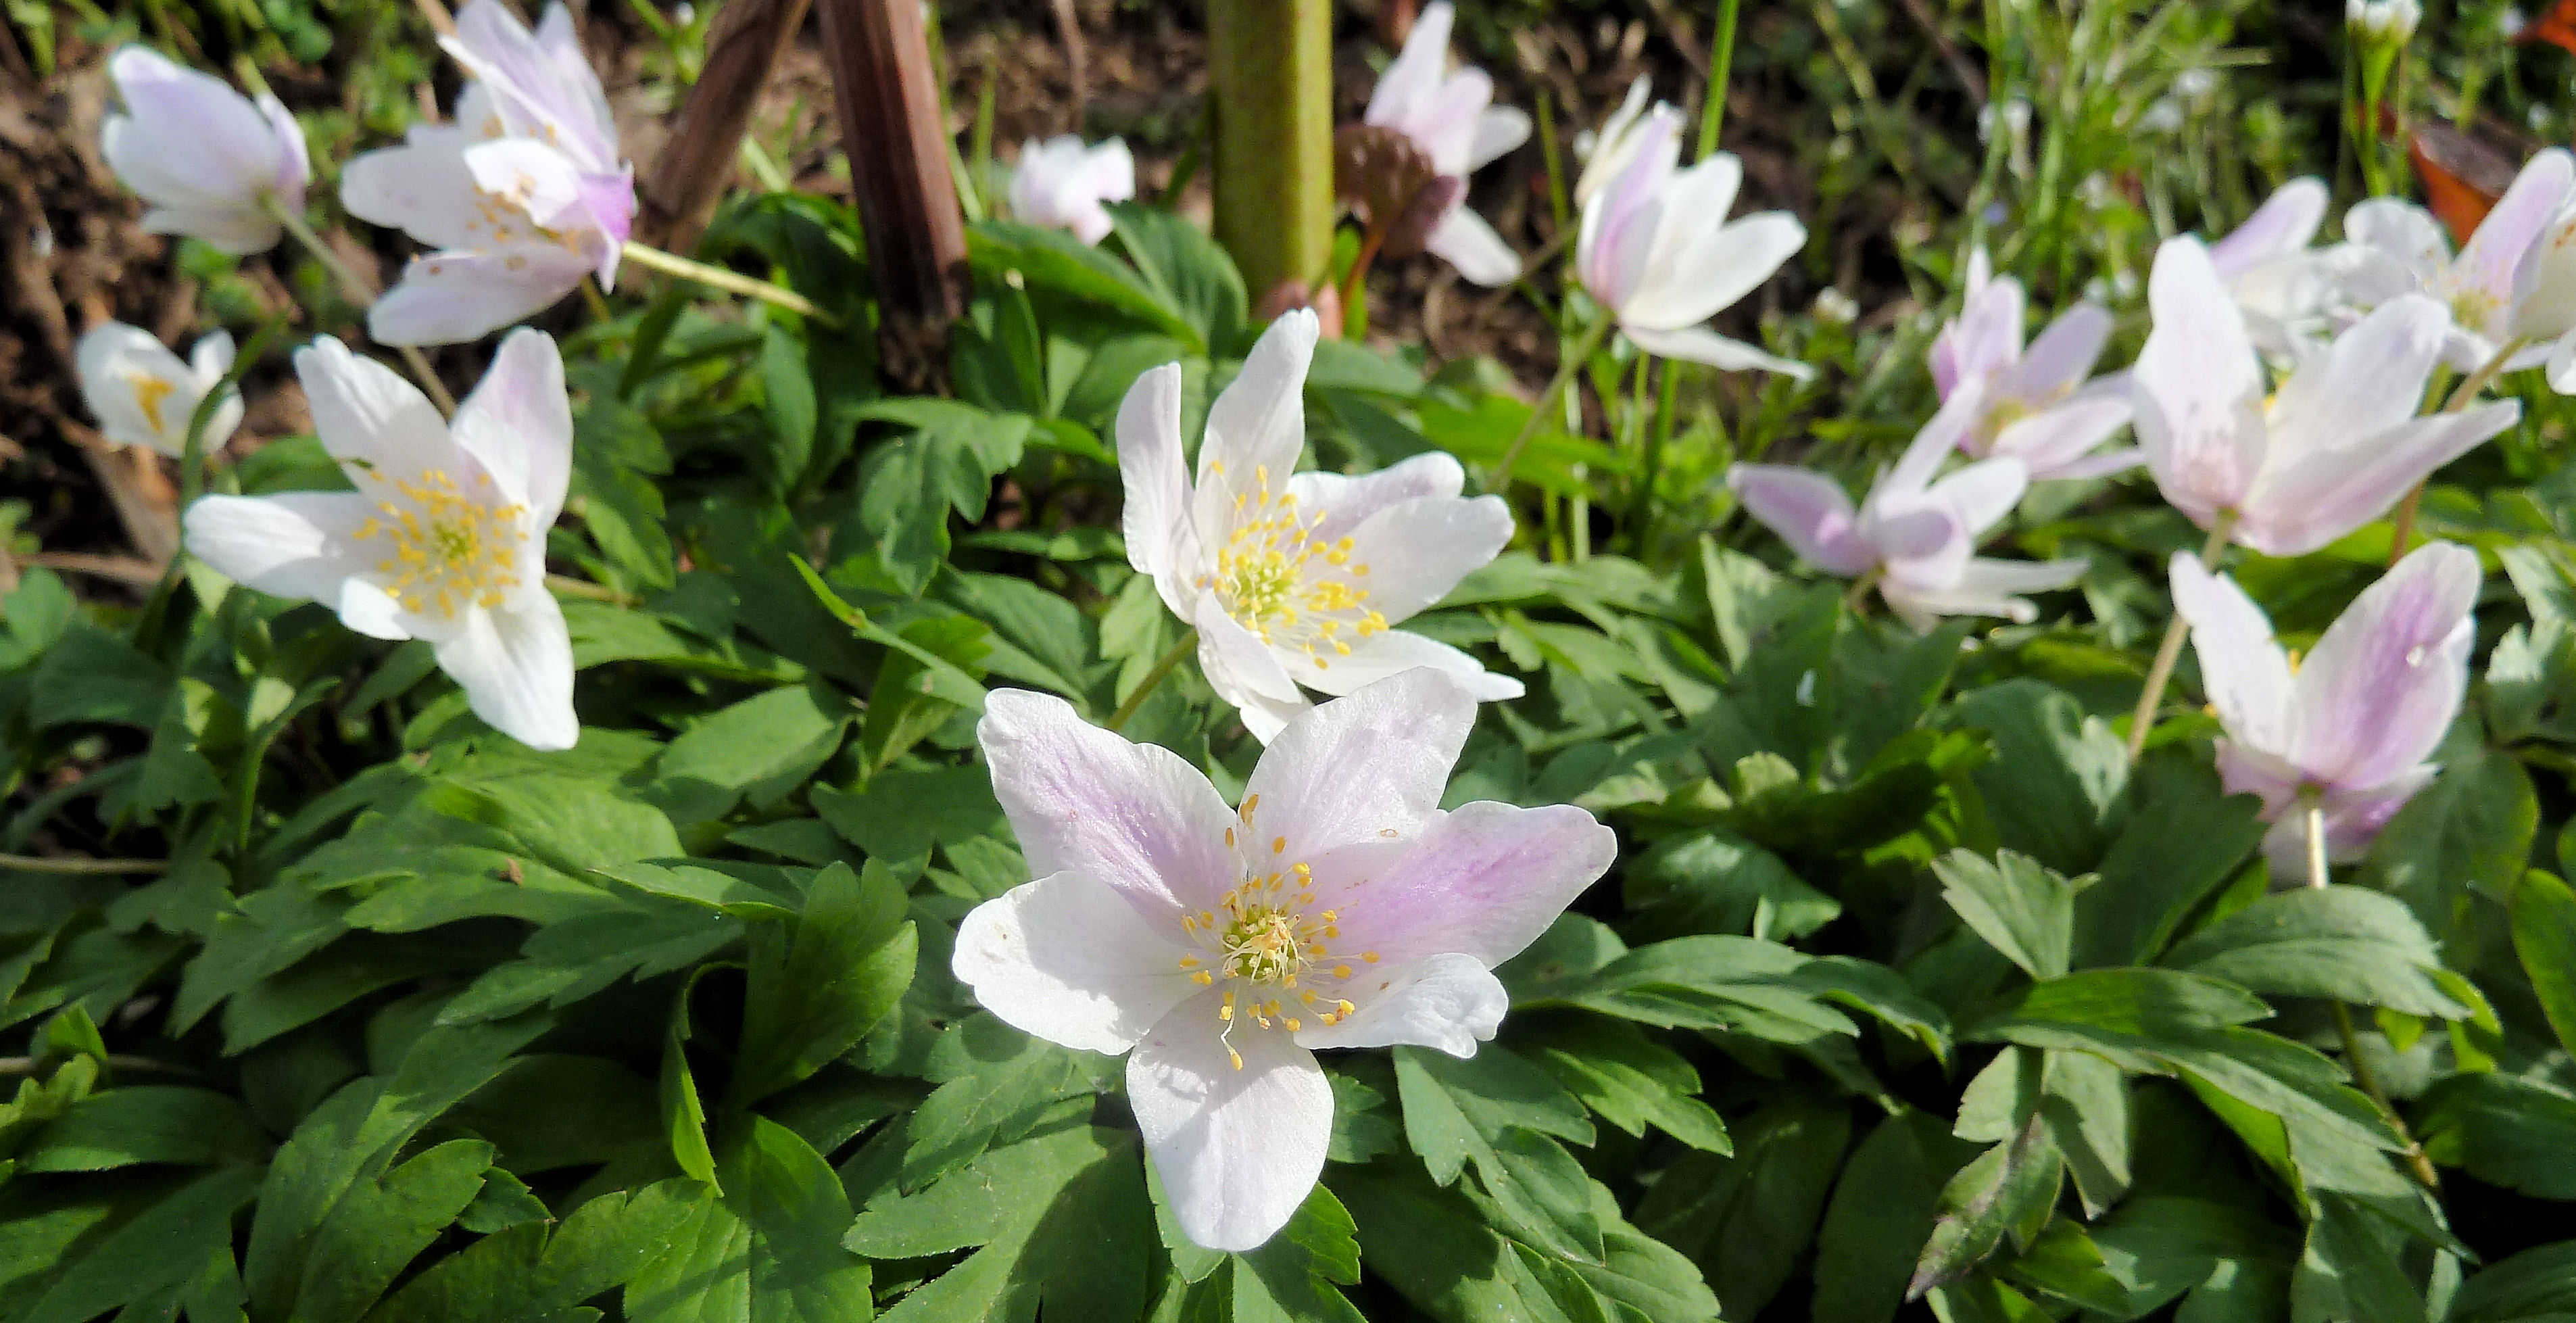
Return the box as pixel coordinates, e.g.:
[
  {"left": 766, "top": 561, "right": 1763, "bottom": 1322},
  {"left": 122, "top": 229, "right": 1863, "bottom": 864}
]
[
  {"left": 1206, "top": 0, "right": 1334, "bottom": 299},
  {"left": 1696, "top": 0, "right": 1743, "bottom": 158},
  {"left": 0, "top": 853, "right": 168, "bottom": 875},
  {"left": 2388, "top": 335, "right": 2529, "bottom": 568},
  {"left": 1623, "top": 355, "right": 1663, "bottom": 549},
  {"left": 1106, "top": 629, "right": 1198, "bottom": 733},
  {"left": 1492, "top": 316, "right": 1612, "bottom": 491},
  {"left": 262, "top": 194, "right": 458, "bottom": 416},
  {"left": 546, "top": 573, "right": 635, "bottom": 606},
  {"left": 2124, "top": 510, "right": 2239, "bottom": 763},
  {"left": 2304, "top": 792, "right": 2443, "bottom": 1190},
  {"left": 618, "top": 241, "right": 844, "bottom": 327}
]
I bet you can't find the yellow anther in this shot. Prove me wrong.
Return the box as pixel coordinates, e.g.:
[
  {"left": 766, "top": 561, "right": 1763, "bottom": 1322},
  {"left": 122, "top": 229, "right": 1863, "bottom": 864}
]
[{"left": 1272, "top": 836, "right": 1286, "bottom": 854}]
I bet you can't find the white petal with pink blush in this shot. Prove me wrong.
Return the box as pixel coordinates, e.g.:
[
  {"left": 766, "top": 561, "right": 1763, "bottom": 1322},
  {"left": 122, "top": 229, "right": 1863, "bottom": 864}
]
[
  {"left": 1362, "top": 1, "right": 1529, "bottom": 285},
  {"left": 952, "top": 671, "right": 1615, "bottom": 1251},
  {"left": 1922, "top": 249, "right": 2137, "bottom": 481},
  {"left": 1008, "top": 135, "right": 1136, "bottom": 246},
  {"left": 101, "top": 47, "right": 310, "bottom": 256}
]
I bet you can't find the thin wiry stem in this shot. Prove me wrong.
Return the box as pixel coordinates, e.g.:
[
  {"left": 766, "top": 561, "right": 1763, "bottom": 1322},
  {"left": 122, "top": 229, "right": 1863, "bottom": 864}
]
[
  {"left": 262, "top": 195, "right": 458, "bottom": 416},
  {"left": 2124, "top": 510, "right": 2239, "bottom": 763},
  {"left": 2386, "top": 335, "right": 2528, "bottom": 568},
  {"left": 1107, "top": 629, "right": 1198, "bottom": 733},
  {"left": 619, "top": 241, "right": 845, "bottom": 327},
  {"left": 2304, "top": 790, "right": 2444, "bottom": 1190}
]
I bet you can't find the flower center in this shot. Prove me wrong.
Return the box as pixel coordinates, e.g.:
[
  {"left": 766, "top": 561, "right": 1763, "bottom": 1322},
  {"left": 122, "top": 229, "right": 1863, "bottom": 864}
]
[
  {"left": 1174, "top": 795, "right": 1382, "bottom": 1069},
  {"left": 2451, "top": 287, "right": 2499, "bottom": 331},
  {"left": 128, "top": 372, "right": 178, "bottom": 436},
  {"left": 1202, "top": 462, "right": 1389, "bottom": 673},
  {"left": 351, "top": 467, "right": 527, "bottom": 619}
]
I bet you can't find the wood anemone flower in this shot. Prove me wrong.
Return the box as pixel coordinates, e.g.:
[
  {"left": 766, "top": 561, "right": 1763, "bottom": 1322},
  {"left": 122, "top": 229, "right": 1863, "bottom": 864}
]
[{"left": 100, "top": 46, "right": 310, "bottom": 256}]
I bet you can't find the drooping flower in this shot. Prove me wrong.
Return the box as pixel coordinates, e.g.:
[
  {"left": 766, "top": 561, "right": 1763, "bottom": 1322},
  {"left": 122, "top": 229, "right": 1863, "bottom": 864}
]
[
  {"left": 1574, "top": 105, "right": 1809, "bottom": 377},
  {"left": 1359, "top": 1, "right": 1530, "bottom": 286},
  {"left": 2332, "top": 148, "right": 2572, "bottom": 372},
  {"left": 2205, "top": 177, "right": 2336, "bottom": 357},
  {"left": 2131, "top": 236, "right": 2518, "bottom": 557},
  {"left": 1008, "top": 136, "right": 1136, "bottom": 246},
  {"left": 2348, "top": 0, "right": 2423, "bottom": 42},
  {"left": 1119, "top": 308, "right": 1522, "bottom": 742},
  {"left": 2171, "top": 541, "right": 2477, "bottom": 871},
  {"left": 1921, "top": 248, "right": 2137, "bottom": 481},
  {"left": 341, "top": 0, "right": 635, "bottom": 346},
  {"left": 1727, "top": 414, "right": 2087, "bottom": 631},
  {"left": 76, "top": 323, "right": 243, "bottom": 458},
  {"left": 954, "top": 670, "right": 1615, "bottom": 1251},
  {"left": 1572, "top": 76, "right": 1654, "bottom": 207},
  {"left": 184, "top": 331, "right": 577, "bottom": 750},
  {"left": 101, "top": 47, "right": 310, "bottom": 256}
]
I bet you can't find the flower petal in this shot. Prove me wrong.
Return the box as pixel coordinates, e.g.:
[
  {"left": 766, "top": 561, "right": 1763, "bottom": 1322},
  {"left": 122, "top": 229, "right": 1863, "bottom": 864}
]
[
  {"left": 1991, "top": 395, "right": 2133, "bottom": 479},
  {"left": 1335, "top": 491, "right": 1513, "bottom": 624},
  {"left": 433, "top": 591, "right": 577, "bottom": 750},
  {"left": 183, "top": 492, "right": 379, "bottom": 607},
  {"left": 341, "top": 138, "right": 487, "bottom": 251},
  {"left": 1926, "top": 455, "right": 2028, "bottom": 537},
  {"left": 1467, "top": 106, "right": 1531, "bottom": 173},
  {"left": 952, "top": 870, "right": 1202, "bottom": 1055},
  {"left": 2288, "top": 541, "right": 2480, "bottom": 790},
  {"left": 1242, "top": 668, "right": 1476, "bottom": 859},
  {"left": 293, "top": 336, "right": 460, "bottom": 477},
  {"left": 1118, "top": 362, "right": 1203, "bottom": 621},
  {"left": 1725, "top": 465, "right": 1872, "bottom": 576},
  {"left": 1878, "top": 556, "right": 2085, "bottom": 629},
  {"left": 1931, "top": 259, "right": 2024, "bottom": 395},
  {"left": 1326, "top": 800, "right": 1615, "bottom": 968},
  {"left": 1194, "top": 310, "right": 1319, "bottom": 537},
  {"left": 449, "top": 328, "right": 572, "bottom": 523},
  {"left": 1623, "top": 324, "right": 1813, "bottom": 379},
  {"left": 1424, "top": 206, "right": 1521, "bottom": 287},
  {"left": 2459, "top": 148, "right": 2574, "bottom": 336},
  {"left": 1995, "top": 302, "right": 2111, "bottom": 402},
  {"left": 2238, "top": 400, "right": 2518, "bottom": 556},
  {"left": 1620, "top": 211, "right": 1805, "bottom": 333},
  {"left": 1287, "top": 450, "right": 1465, "bottom": 546},
  {"left": 1292, "top": 953, "right": 1506, "bottom": 1057},
  {"left": 2263, "top": 293, "right": 2448, "bottom": 467},
  {"left": 1194, "top": 595, "right": 1309, "bottom": 707},
  {"left": 975, "top": 688, "right": 1242, "bottom": 917},
  {"left": 2207, "top": 176, "right": 2327, "bottom": 279},
  {"left": 1128, "top": 998, "right": 1332, "bottom": 1253},
  {"left": 368, "top": 246, "right": 593, "bottom": 347},
  {"left": 2134, "top": 237, "right": 2268, "bottom": 522},
  {"left": 1294, "top": 627, "right": 1523, "bottom": 700},
  {"left": 77, "top": 322, "right": 196, "bottom": 455},
  {"left": 2169, "top": 554, "right": 2293, "bottom": 757}
]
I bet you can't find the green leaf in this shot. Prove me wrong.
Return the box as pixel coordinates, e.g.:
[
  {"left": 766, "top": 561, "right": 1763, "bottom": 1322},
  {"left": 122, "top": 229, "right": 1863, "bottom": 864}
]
[
  {"left": 854, "top": 1124, "right": 1152, "bottom": 1323},
  {"left": 289, "top": 1137, "right": 493, "bottom": 1323},
  {"left": 1972, "top": 968, "right": 2271, "bottom": 1069},
  {"left": 2073, "top": 756, "right": 2266, "bottom": 967},
  {"left": 1622, "top": 828, "right": 1841, "bottom": 943},
  {"left": 663, "top": 1021, "right": 721, "bottom": 1190},
  {"left": 729, "top": 861, "right": 917, "bottom": 1107},
  {"left": 761, "top": 322, "right": 820, "bottom": 487},
  {"left": 1909, "top": 1115, "right": 2063, "bottom": 1298},
  {"left": 18, "top": 1086, "right": 266, "bottom": 1172},
  {"left": 371, "top": 1180, "right": 700, "bottom": 1322},
  {"left": 2510, "top": 869, "right": 2576, "bottom": 1059},
  {"left": 812, "top": 765, "right": 1006, "bottom": 867},
  {"left": 852, "top": 400, "right": 1033, "bottom": 593},
  {"left": 652, "top": 682, "right": 850, "bottom": 819},
  {"left": 20, "top": 1165, "right": 262, "bottom": 1323},
  {"left": 968, "top": 220, "right": 1206, "bottom": 351},
  {"left": 900, "top": 1012, "right": 1121, "bottom": 1190},
  {"left": 1229, "top": 1185, "right": 1367, "bottom": 1323},
  {"left": 1935, "top": 849, "right": 2089, "bottom": 981},
  {"left": 2164, "top": 885, "right": 2471, "bottom": 1018},
  {"left": 2356, "top": 746, "right": 2537, "bottom": 946},
  {"left": 2448, "top": 1243, "right": 2576, "bottom": 1323},
  {"left": 1515, "top": 1017, "right": 1731, "bottom": 1152},
  {"left": 1636, "top": 1098, "right": 1853, "bottom": 1320},
  {"left": 1109, "top": 203, "right": 1246, "bottom": 350},
  {"left": 2414, "top": 1073, "right": 2576, "bottom": 1199},
  {"left": 627, "top": 1117, "right": 871, "bottom": 1322},
  {"left": 1394, "top": 1044, "right": 1601, "bottom": 1260},
  {"left": 1949, "top": 681, "right": 2129, "bottom": 875},
  {"left": 1813, "top": 1109, "right": 1980, "bottom": 1323},
  {"left": 2293, "top": 1191, "right": 2427, "bottom": 1323}
]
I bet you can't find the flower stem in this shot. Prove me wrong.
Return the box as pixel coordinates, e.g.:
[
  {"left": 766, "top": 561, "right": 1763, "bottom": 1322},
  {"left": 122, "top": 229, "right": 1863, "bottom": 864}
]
[
  {"left": 2386, "top": 336, "right": 2528, "bottom": 569},
  {"left": 0, "top": 852, "right": 168, "bottom": 875},
  {"left": 2304, "top": 791, "right": 2444, "bottom": 1190},
  {"left": 546, "top": 573, "right": 636, "bottom": 606},
  {"left": 262, "top": 195, "right": 458, "bottom": 416},
  {"left": 1696, "top": 0, "right": 1744, "bottom": 158},
  {"left": 2124, "top": 510, "right": 2239, "bottom": 763},
  {"left": 1842, "top": 567, "right": 1880, "bottom": 615},
  {"left": 618, "top": 241, "right": 846, "bottom": 328},
  {"left": 1107, "top": 629, "right": 1198, "bottom": 733},
  {"left": 1492, "top": 315, "right": 1612, "bottom": 492}
]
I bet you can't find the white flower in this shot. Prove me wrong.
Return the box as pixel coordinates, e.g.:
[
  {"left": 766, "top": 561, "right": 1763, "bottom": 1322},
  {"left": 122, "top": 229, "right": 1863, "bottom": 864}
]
[
  {"left": 954, "top": 670, "right": 1616, "bottom": 1250},
  {"left": 101, "top": 47, "right": 310, "bottom": 256},
  {"left": 2348, "top": 0, "right": 2421, "bottom": 41},
  {"left": 1728, "top": 416, "right": 2087, "bottom": 631},
  {"left": 1574, "top": 104, "right": 1811, "bottom": 377},
  {"left": 1572, "top": 76, "right": 1654, "bottom": 206},
  {"left": 183, "top": 331, "right": 578, "bottom": 750},
  {"left": 2206, "top": 177, "right": 2337, "bottom": 359},
  {"left": 2332, "top": 148, "right": 2572, "bottom": 372},
  {"left": 1006, "top": 136, "right": 1136, "bottom": 246},
  {"left": 76, "top": 323, "right": 243, "bottom": 457},
  {"left": 341, "top": 0, "right": 635, "bottom": 346},
  {"left": 1361, "top": 1, "right": 1530, "bottom": 285},
  {"left": 1119, "top": 310, "right": 1523, "bottom": 742},
  {"left": 1921, "top": 248, "right": 2137, "bottom": 481}
]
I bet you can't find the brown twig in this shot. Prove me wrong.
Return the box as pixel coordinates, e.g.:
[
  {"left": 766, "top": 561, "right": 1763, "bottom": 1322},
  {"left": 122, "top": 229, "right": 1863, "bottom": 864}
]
[
  {"left": 27, "top": 551, "right": 167, "bottom": 587},
  {"left": 635, "top": 0, "right": 814, "bottom": 252},
  {"left": 1049, "top": 0, "right": 1090, "bottom": 127},
  {"left": 814, "top": 0, "right": 968, "bottom": 391}
]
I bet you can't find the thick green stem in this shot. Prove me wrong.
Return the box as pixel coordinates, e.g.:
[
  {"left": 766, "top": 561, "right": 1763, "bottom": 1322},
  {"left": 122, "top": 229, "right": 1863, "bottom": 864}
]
[
  {"left": 2124, "top": 511, "right": 2238, "bottom": 763},
  {"left": 1492, "top": 316, "right": 1611, "bottom": 491},
  {"left": 262, "top": 195, "right": 458, "bottom": 416},
  {"left": 1696, "top": 0, "right": 1743, "bottom": 158},
  {"left": 1206, "top": 0, "right": 1334, "bottom": 302},
  {"left": 620, "top": 241, "right": 845, "bottom": 327},
  {"left": 1107, "top": 629, "right": 1198, "bottom": 733}
]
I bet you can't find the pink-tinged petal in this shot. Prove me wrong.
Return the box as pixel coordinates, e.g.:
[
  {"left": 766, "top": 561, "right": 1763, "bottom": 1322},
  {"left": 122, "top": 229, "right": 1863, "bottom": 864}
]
[
  {"left": 2460, "top": 149, "right": 2575, "bottom": 332},
  {"left": 2288, "top": 541, "right": 2480, "bottom": 789},
  {"left": 1334, "top": 492, "right": 1513, "bottom": 623},
  {"left": 2264, "top": 294, "right": 2448, "bottom": 466},
  {"left": 2215, "top": 740, "right": 2304, "bottom": 819},
  {"left": 1192, "top": 310, "right": 1319, "bottom": 537},
  {"left": 445, "top": 0, "right": 620, "bottom": 174},
  {"left": 2237, "top": 400, "right": 2518, "bottom": 556},
  {"left": 1931, "top": 264, "right": 2025, "bottom": 397},
  {"left": 2253, "top": 765, "right": 2439, "bottom": 873},
  {"left": 1195, "top": 596, "right": 1309, "bottom": 708},
  {"left": 1292, "top": 953, "right": 1506, "bottom": 1057},
  {"left": 1926, "top": 454, "right": 2028, "bottom": 537},
  {"left": 183, "top": 492, "right": 378, "bottom": 606},
  {"left": 1364, "top": 0, "right": 1457, "bottom": 137},
  {"left": 433, "top": 590, "right": 577, "bottom": 750},
  {"left": 1424, "top": 206, "right": 1521, "bottom": 287},
  {"left": 1575, "top": 106, "right": 1678, "bottom": 310},
  {"left": 449, "top": 329, "right": 572, "bottom": 524},
  {"left": 1294, "top": 628, "right": 1523, "bottom": 700},
  {"left": 1726, "top": 466, "right": 1872, "bottom": 576},
  {"left": 1234, "top": 688, "right": 1313, "bottom": 746},
  {"left": 1995, "top": 302, "right": 2111, "bottom": 402},
  {"left": 1393, "top": 68, "right": 1496, "bottom": 176},
  {"left": 1287, "top": 451, "right": 1465, "bottom": 545},
  {"left": 1128, "top": 999, "right": 1332, "bottom": 1253},
  {"left": 1242, "top": 668, "right": 1476, "bottom": 859},
  {"left": 254, "top": 93, "right": 310, "bottom": 201},
  {"left": 1993, "top": 395, "right": 2135, "bottom": 479},
  {"left": 1323, "top": 800, "right": 1615, "bottom": 967},
  {"left": 2170, "top": 554, "right": 2294, "bottom": 757},
  {"left": 1571, "top": 76, "right": 1655, "bottom": 206},
  {"left": 367, "top": 245, "right": 593, "bottom": 347},
  {"left": 952, "top": 870, "right": 1201, "bottom": 1055},
  {"left": 1466, "top": 106, "right": 1531, "bottom": 173},
  {"left": 1878, "top": 556, "right": 2085, "bottom": 629},
  {"left": 341, "top": 139, "right": 486, "bottom": 251},
  {"left": 103, "top": 47, "right": 291, "bottom": 220},
  {"left": 1620, "top": 210, "right": 1805, "bottom": 333},
  {"left": 293, "top": 337, "right": 462, "bottom": 477},
  {"left": 1623, "top": 324, "right": 1814, "bottom": 379},
  {"left": 2514, "top": 178, "right": 2576, "bottom": 340},
  {"left": 2208, "top": 177, "right": 2327, "bottom": 279},
  {"left": 976, "top": 688, "right": 1241, "bottom": 918},
  {"left": 2040, "top": 445, "right": 2146, "bottom": 481},
  {"left": 2134, "top": 237, "right": 2268, "bottom": 520},
  {"left": 461, "top": 137, "right": 587, "bottom": 233},
  {"left": 1117, "top": 362, "right": 1202, "bottom": 620}
]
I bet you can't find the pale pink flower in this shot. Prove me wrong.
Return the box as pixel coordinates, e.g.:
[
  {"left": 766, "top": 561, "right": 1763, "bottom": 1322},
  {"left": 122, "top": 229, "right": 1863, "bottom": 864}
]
[
  {"left": 954, "top": 670, "right": 1615, "bottom": 1250},
  {"left": 101, "top": 47, "right": 310, "bottom": 255},
  {"left": 341, "top": 1, "right": 634, "bottom": 345},
  {"left": 76, "top": 323, "right": 242, "bottom": 457},
  {"left": 1119, "top": 310, "right": 1522, "bottom": 742},
  {"left": 1575, "top": 105, "right": 1809, "bottom": 377},
  {"left": 2333, "top": 149, "right": 2572, "bottom": 371},
  {"left": 185, "top": 331, "right": 577, "bottom": 749},
  {"left": 1361, "top": 1, "right": 1530, "bottom": 286},
  {"left": 2172, "top": 541, "right": 2477, "bottom": 871},
  {"left": 2206, "top": 177, "right": 2335, "bottom": 358},
  {"left": 1008, "top": 136, "right": 1136, "bottom": 246},
  {"left": 2132, "top": 236, "right": 2518, "bottom": 557},
  {"left": 1922, "top": 248, "right": 2137, "bottom": 481}
]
